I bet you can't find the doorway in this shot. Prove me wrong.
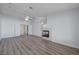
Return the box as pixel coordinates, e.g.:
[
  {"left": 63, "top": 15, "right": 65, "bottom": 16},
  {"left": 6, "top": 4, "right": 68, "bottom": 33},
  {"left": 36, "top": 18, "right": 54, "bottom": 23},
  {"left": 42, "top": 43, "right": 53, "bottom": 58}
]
[{"left": 20, "top": 24, "right": 28, "bottom": 35}]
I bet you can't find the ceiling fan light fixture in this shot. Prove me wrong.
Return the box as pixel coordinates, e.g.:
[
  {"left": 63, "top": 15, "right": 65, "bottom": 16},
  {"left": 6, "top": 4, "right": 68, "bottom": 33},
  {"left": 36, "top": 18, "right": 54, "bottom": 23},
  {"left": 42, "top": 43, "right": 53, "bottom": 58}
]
[{"left": 25, "top": 18, "right": 29, "bottom": 21}]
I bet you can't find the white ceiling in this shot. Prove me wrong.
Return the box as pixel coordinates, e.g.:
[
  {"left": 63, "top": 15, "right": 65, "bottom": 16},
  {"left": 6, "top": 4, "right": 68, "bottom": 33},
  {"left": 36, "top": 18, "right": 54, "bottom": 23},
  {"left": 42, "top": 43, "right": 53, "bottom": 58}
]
[{"left": 0, "top": 3, "right": 79, "bottom": 19}]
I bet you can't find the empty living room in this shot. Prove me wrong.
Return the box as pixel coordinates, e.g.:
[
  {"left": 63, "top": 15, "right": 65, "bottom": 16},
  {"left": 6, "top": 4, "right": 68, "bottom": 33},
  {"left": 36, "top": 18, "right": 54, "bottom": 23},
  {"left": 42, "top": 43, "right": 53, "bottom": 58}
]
[{"left": 0, "top": 3, "right": 79, "bottom": 55}]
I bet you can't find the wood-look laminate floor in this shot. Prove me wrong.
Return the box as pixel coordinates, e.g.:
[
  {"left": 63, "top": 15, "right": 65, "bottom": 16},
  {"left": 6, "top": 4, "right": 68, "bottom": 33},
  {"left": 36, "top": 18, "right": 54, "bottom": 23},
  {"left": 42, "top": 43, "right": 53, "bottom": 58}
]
[{"left": 0, "top": 35, "right": 79, "bottom": 55}]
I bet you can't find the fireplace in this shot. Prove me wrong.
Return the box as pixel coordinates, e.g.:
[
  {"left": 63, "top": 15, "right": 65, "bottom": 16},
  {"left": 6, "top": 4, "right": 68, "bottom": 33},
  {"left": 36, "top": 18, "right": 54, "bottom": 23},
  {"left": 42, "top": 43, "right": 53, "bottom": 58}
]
[{"left": 42, "top": 30, "right": 49, "bottom": 38}]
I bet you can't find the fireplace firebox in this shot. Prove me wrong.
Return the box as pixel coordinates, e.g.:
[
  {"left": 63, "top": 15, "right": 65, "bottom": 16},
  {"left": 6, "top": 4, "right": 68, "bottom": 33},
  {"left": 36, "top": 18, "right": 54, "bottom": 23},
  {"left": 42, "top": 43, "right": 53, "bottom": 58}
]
[{"left": 42, "top": 30, "right": 49, "bottom": 38}]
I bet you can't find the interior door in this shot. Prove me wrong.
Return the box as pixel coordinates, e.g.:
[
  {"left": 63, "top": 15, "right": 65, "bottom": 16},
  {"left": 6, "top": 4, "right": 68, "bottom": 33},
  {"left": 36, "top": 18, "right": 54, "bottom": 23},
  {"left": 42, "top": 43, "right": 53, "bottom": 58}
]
[{"left": 20, "top": 24, "right": 27, "bottom": 35}]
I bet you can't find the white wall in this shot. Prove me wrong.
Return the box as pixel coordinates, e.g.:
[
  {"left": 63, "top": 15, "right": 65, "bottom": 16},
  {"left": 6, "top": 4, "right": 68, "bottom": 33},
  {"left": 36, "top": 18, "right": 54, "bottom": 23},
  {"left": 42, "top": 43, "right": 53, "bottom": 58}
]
[
  {"left": 47, "top": 8, "right": 79, "bottom": 48},
  {"left": 32, "top": 17, "right": 46, "bottom": 36},
  {"left": 32, "top": 17, "right": 41, "bottom": 36},
  {"left": 0, "top": 15, "right": 27, "bottom": 38}
]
